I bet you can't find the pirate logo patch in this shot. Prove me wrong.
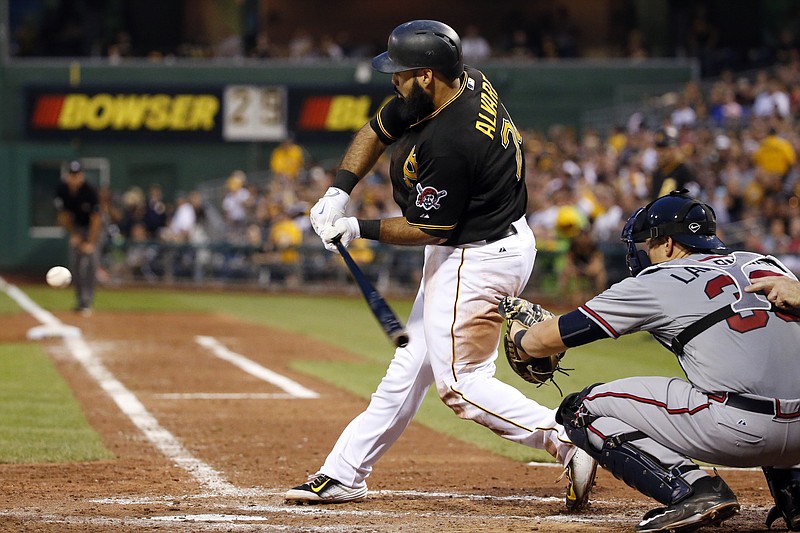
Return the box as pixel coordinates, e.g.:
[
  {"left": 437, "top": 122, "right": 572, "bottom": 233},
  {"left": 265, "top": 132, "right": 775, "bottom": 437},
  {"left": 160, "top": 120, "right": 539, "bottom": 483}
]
[{"left": 415, "top": 183, "right": 448, "bottom": 210}]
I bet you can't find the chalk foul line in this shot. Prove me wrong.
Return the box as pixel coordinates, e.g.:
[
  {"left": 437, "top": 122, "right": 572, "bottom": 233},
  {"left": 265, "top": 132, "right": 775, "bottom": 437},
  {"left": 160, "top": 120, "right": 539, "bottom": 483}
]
[
  {"left": 194, "top": 335, "right": 319, "bottom": 399},
  {"left": 0, "top": 276, "right": 243, "bottom": 497}
]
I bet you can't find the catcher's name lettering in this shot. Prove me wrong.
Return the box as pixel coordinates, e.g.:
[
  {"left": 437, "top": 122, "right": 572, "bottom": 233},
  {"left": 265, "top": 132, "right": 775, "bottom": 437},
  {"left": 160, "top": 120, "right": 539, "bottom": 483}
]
[
  {"left": 669, "top": 266, "right": 713, "bottom": 284},
  {"left": 475, "top": 77, "right": 499, "bottom": 139}
]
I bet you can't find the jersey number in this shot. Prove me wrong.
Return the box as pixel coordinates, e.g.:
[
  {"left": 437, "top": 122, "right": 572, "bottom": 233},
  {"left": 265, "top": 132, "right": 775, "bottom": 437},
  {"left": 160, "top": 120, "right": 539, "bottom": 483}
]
[
  {"left": 705, "top": 272, "right": 800, "bottom": 333},
  {"left": 501, "top": 118, "right": 523, "bottom": 180}
]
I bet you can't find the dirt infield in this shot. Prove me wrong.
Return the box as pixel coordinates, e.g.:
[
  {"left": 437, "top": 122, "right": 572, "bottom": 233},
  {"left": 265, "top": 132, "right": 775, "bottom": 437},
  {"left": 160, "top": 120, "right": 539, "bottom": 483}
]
[{"left": 0, "top": 309, "right": 780, "bottom": 532}]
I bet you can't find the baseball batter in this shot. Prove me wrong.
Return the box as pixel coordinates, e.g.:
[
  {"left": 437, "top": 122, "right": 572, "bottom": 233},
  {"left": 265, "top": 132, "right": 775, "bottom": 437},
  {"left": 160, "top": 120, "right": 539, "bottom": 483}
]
[
  {"left": 284, "top": 20, "right": 597, "bottom": 508},
  {"left": 505, "top": 190, "right": 800, "bottom": 532}
]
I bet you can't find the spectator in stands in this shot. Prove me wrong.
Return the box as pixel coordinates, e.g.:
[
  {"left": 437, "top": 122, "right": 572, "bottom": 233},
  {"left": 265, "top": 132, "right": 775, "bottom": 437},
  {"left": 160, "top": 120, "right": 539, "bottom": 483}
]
[
  {"left": 753, "top": 78, "right": 792, "bottom": 119},
  {"left": 753, "top": 127, "right": 797, "bottom": 181},
  {"left": 670, "top": 94, "right": 697, "bottom": 129},
  {"left": 504, "top": 28, "right": 535, "bottom": 58},
  {"left": 624, "top": 28, "right": 648, "bottom": 60},
  {"left": 558, "top": 226, "right": 608, "bottom": 306},
  {"left": 143, "top": 183, "right": 168, "bottom": 239},
  {"left": 319, "top": 34, "right": 344, "bottom": 60},
  {"left": 221, "top": 170, "right": 252, "bottom": 228},
  {"left": 166, "top": 190, "right": 205, "bottom": 244},
  {"left": 650, "top": 125, "right": 699, "bottom": 199},
  {"left": 787, "top": 216, "right": 800, "bottom": 254},
  {"left": 117, "top": 186, "right": 146, "bottom": 239},
  {"left": 124, "top": 221, "right": 160, "bottom": 282},
  {"left": 461, "top": 24, "right": 491, "bottom": 63},
  {"left": 261, "top": 204, "right": 303, "bottom": 287},
  {"left": 715, "top": 87, "right": 745, "bottom": 126},
  {"left": 686, "top": 4, "right": 719, "bottom": 75},
  {"left": 590, "top": 183, "right": 625, "bottom": 243},
  {"left": 763, "top": 217, "right": 792, "bottom": 255},
  {"left": 288, "top": 29, "right": 316, "bottom": 59},
  {"left": 269, "top": 137, "right": 306, "bottom": 180}
]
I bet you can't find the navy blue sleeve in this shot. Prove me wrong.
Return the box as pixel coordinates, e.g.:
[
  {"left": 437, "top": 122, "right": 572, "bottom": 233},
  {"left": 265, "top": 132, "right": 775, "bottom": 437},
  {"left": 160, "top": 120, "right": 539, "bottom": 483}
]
[{"left": 558, "top": 309, "right": 611, "bottom": 347}]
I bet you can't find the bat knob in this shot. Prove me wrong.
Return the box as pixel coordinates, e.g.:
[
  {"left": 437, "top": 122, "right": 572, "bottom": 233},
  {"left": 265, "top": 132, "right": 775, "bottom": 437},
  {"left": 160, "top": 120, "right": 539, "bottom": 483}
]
[{"left": 392, "top": 331, "right": 410, "bottom": 348}]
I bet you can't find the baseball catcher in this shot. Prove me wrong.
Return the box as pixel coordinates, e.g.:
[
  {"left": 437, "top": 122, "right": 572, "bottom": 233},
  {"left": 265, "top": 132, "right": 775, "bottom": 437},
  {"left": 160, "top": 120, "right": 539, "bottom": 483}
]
[
  {"left": 504, "top": 190, "right": 800, "bottom": 533},
  {"left": 499, "top": 297, "right": 568, "bottom": 390}
]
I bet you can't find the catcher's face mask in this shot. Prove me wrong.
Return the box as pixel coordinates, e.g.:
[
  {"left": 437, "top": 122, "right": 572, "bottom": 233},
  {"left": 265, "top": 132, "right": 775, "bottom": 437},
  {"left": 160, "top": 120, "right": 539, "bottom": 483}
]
[{"left": 621, "top": 207, "right": 651, "bottom": 277}]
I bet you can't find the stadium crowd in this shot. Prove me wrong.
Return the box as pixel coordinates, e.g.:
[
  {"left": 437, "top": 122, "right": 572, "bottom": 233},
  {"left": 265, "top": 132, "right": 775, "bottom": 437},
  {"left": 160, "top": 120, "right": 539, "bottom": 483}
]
[
  {"left": 11, "top": 2, "right": 800, "bottom": 78},
  {"left": 95, "top": 62, "right": 800, "bottom": 296}
]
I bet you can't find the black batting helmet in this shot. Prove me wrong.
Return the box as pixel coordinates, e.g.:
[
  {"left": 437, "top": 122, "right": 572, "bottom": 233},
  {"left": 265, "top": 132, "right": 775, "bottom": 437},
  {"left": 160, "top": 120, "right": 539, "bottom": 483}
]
[{"left": 372, "top": 20, "right": 463, "bottom": 81}]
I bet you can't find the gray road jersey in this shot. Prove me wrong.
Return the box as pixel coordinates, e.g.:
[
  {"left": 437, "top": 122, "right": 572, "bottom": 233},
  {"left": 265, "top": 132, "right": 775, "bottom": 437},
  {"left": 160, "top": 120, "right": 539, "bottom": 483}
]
[{"left": 580, "top": 252, "right": 800, "bottom": 397}]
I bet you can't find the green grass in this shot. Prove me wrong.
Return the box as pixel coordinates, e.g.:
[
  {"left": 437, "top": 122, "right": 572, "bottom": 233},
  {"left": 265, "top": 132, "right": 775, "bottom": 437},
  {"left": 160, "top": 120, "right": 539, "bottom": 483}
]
[
  {"left": 1, "top": 284, "right": 685, "bottom": 464},
  {"left": 0, "top": 343, "right": 113, "bottom": 463}
]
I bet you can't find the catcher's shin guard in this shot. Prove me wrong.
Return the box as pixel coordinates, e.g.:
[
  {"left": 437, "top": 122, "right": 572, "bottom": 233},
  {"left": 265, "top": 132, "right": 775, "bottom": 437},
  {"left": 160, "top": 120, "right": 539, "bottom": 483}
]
[
  {"left": 557, "top": 384, "right": 694, "bottom": 506},
  {"left": 763, "top": 467, "right": 800, "bottom": 531}
]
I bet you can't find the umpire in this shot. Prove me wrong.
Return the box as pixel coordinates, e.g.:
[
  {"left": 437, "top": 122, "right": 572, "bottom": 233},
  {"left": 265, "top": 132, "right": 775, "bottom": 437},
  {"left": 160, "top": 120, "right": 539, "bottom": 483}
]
[
  {"left": 503, "top": 190, "right": 800, "bottom": 532},
  {"left": 54, "top": 160, "right": 101, "bottom": 316}
]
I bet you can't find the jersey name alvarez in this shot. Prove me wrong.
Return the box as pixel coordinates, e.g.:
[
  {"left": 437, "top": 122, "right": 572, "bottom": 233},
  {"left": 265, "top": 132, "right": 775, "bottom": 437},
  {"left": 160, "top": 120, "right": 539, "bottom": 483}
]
[{"left": 369, "top": 66, "right": 526, "bottom": 246}]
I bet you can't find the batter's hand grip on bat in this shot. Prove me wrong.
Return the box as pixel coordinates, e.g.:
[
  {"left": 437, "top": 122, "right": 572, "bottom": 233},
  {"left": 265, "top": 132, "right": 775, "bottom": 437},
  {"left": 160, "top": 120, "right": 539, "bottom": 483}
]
[{"left": 334, "top": 239, "right": 410, "bottom": 348}]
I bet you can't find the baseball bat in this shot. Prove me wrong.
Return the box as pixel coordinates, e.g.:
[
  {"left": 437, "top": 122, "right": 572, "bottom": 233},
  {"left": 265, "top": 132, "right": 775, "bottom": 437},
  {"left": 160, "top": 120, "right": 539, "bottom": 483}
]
[{"left": 334, "top": 240, "right": 410, "bottom": 348}]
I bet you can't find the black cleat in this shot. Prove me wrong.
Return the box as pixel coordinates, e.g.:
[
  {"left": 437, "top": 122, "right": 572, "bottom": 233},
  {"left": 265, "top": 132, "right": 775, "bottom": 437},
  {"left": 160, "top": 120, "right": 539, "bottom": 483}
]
[{"left": 636, "top": 475, "right": 740, "bottom": 532}]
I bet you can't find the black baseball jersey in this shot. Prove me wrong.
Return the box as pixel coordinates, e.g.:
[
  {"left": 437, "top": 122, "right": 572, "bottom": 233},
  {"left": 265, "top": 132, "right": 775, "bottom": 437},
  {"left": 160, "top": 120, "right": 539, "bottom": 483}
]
[
  {"left": 651, "top": 161, "right": 697, "bottom": 200},
  {"left": 369, "top": 66, "right": 527, "bottom": 246},
  {"left": 54, "top": 181, "right": 99, "bottom": 228}
]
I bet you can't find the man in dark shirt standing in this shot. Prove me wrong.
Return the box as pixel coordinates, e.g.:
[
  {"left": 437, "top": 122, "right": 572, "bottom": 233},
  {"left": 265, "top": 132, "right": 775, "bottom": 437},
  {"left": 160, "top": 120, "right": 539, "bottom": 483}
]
[
  {"left": 54, "top": 160, "right": 101, "bottom": 316},
  {"left": 651, "top": 126, "right": 698, "bottom": 200}
]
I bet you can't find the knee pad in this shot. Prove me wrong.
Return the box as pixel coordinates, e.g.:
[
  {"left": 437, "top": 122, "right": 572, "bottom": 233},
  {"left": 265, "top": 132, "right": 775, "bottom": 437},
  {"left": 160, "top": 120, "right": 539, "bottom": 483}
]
[
  {"left": 763, "top": 467, "right": 800, "bottom": 531},
  {"left": 557, "top": 382, "right": 603, "bottom": 426},
  {"left": 558, "top": 382, "right": 602, "bottom": 458},
  {"left": 558, "top": 383, "right": 694, "bottom": 506}
]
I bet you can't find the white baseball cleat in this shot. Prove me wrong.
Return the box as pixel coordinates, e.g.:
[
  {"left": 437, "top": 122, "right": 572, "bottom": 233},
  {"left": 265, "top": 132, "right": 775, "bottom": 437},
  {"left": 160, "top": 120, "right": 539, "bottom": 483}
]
[
  {"left": 285, "top": 474, "right": 367, "bottom": 504},
  {"left": 565, "top": 448, "right": 597, "bottom": 511}
]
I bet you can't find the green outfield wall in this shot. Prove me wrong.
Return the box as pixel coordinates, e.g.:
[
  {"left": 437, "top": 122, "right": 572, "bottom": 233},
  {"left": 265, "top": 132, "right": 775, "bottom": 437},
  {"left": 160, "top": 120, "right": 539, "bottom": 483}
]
[{"left": 0, "top": 58, "right": 696, "bottom": 271}]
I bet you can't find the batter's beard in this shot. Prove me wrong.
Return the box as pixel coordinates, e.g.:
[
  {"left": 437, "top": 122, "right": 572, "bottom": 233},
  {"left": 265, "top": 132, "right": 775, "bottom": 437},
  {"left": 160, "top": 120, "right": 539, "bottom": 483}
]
[{"left": 396, "top": 80, "right": 436, "bottom": 123}]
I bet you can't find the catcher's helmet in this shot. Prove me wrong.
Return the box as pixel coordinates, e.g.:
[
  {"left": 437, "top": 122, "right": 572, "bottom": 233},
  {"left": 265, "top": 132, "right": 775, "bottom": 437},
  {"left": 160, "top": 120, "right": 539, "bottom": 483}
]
[
  {"left": 372, "top": 20, "right": 463, "bottom": 81},
  {"left": 621, "top": 190, "right": 727, "bottom": 276}
]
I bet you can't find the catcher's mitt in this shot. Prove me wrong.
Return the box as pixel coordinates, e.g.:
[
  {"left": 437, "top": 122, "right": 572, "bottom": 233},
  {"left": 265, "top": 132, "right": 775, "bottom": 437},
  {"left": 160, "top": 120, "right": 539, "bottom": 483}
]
[{"left": 499, "top": 297, "right": 569, "bottom": 393}]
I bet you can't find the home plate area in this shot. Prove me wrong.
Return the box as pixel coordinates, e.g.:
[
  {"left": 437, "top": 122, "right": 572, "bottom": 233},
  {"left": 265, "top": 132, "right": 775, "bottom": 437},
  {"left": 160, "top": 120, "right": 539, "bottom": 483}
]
[{"left": 1, "top": 310, "right": 777, "bottom": 532}]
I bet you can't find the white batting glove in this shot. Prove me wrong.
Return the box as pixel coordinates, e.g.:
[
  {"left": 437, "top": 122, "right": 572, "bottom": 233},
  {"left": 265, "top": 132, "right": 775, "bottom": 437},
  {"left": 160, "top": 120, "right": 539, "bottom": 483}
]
[
  {"left": 310, "top": 187, "right": 350, "bottom": 237},
  {"left": 319, "top": 217, "right": 360, "bottom": 252}
]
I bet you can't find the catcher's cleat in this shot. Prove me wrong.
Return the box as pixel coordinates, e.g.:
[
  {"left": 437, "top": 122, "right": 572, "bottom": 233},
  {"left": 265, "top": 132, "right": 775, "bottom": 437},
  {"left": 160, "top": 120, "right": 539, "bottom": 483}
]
[
  {"left": 635, "top": 475, "right": 740, "bottom": 532},
  {"left": 284, "top": 474, "right": 367, "bottom": 504},
  {"left": 565, "top": 448, "right": 597, "bottom": 511}
]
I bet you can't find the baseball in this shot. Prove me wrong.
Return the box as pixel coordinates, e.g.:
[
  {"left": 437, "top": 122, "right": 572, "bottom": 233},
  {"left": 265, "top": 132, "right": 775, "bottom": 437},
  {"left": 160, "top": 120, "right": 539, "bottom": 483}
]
[{"left": 46, "top": 266, "right": 72, "bottom": 288}]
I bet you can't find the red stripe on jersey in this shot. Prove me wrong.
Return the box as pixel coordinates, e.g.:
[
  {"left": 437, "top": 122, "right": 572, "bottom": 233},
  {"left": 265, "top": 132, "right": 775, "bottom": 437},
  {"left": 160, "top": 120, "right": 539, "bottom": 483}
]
[
  {"left": 749, "top": 269, "right": 786, "bottom": 280},
  {"left": 579, "top": 304, "right": 619, "bottom": 338},
  {"left": 586, "top": 390, "right": 713, "bottom": 415},
  {"left": 696, "top": 255, "right": 729, "bottom": 262}
]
